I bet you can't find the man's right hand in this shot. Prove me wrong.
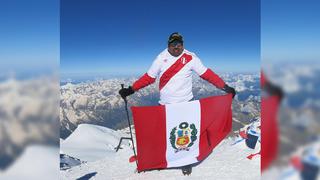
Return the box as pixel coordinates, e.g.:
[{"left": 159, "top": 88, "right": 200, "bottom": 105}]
[{"left": 119, "top": 86, "right": 135, "bottom": 99}]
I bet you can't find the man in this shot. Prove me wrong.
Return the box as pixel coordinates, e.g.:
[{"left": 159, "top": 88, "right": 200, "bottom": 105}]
[
  {"left": 119, "top": 32, "right": 236, "bottom": 103},
  {"left": 119, "top": 32, "right": 236, "bottom": 175}
]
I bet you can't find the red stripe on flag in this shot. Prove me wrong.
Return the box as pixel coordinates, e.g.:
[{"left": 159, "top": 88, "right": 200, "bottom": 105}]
[
  {"left": 261, "top": 96, "right": 280, "bottom": 171},
  {"left": 131, "top": 105, "right": 167, "bottom": 172},
  {"left": 197, "top": 94, "right": 233, "bottom": 161},
  {"left": 159, "top": 53, "right": 192, "bottom": 90}
]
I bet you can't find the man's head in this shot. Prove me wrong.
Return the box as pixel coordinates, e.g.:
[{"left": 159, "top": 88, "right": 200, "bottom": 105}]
[{"left": 168, "top": 32, "right": 184, "bottom": 57}]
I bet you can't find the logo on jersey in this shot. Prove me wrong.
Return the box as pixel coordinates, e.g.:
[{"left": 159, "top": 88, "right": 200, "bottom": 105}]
[{"left": 181, "top": 57, "right": 186, "bottom": 64}]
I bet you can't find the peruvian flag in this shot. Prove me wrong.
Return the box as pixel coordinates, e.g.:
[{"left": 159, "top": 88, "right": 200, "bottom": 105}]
[{"left": 131, "top": 94, "right": 232, "bottom": 172}]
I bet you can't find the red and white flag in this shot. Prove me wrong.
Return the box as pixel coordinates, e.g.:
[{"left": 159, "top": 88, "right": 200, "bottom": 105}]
[{"left": 131, "top": 94, "right": 233, "bottom": 172}]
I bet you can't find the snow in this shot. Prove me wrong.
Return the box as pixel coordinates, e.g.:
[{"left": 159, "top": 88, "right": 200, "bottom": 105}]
[
  {"left": 0, "top": 145, "right": 59, "bottom": 180},
  {"left": 61, "top": 124, "right": 127, "bottom": 162},
  {"left": 262, "top": 141, "right": 320, "bottom": 180},
  {"left": 60, "top": 124, "right": 260, "bottom": 179},
  {"left": 0, "top": 76, "right": 59, "bottom": 171}
]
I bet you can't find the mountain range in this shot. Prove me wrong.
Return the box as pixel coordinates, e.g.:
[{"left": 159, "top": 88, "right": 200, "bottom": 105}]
[{"left": 60, "top": 73, "right": 261, "bottom": 139}]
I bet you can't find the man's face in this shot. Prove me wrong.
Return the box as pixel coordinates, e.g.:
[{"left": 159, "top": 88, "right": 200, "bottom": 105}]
[{"left": 168, "top": 42, "right": 184, "bottom": 57}]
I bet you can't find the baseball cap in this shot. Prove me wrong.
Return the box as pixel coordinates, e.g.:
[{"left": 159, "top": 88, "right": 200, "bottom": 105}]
[{"left": 168, "top": 32, "right": 183, "bottom": 44}]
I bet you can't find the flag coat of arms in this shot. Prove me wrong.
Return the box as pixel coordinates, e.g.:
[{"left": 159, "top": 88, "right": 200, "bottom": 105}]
[{"left": 131, "top": 94, "right": 233, "bottom": 172}]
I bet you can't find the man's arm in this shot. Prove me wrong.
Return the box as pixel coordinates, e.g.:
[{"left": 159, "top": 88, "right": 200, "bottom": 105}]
[
  {"left": 200, "top": 69, "right": 236, "bottom": 98},
  {"left": 200, "top": 68, "right": 225, "bottom": 89},
  {"left": 191, "top": 54, "right": 236, "bottom": 97},
  {"left": 132, "top": 73, "right": 156, "bottom": 91},
  {"left": 132, "top": 55, "right": 160, "bottom": 91},
  {"left": 119, "top": 56, "right": 160, "bottom": 98},
  {"left": 191, "top": 54, "right": 225, "bottom": 88},
  {"left": 119, "top": 73, "right": 155, "bottom": 99}
]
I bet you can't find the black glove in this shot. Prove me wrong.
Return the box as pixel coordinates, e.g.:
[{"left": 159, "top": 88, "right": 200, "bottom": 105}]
[
  {"left": 222, "top": 84, "right": 236, "bottom": 98},
  {"left": 119, "top": 86, "right": 135, "bottom": 99},
  {"left": 264, "top": 82, "right": 284, "bottom": 100}
]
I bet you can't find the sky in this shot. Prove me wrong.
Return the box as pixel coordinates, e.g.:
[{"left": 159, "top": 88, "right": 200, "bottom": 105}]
[
  {"left": 61, "top": 0, "right": 260, "bottom": 77},
  {"left": 262, "top": 0, "right": 320, "bottom": 63},
  {"left": 1, "top": 0, "right": 319, "bottom": 79},
  {"left": 0, "top": 0, "right": 59, "bottom": 78}
]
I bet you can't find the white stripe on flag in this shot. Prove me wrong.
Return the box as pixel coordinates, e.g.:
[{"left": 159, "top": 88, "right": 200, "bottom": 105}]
[{"left": 165, "top": 100, "right": 201, "bottom": 167}]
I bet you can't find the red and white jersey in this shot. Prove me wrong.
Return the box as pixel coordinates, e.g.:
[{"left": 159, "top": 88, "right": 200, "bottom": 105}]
[
  {"left": 149, "top": 49, "right": 206, "bottom": 104},
  {"left": 133, "top": 49, "right": 225, "bottom": 105}
]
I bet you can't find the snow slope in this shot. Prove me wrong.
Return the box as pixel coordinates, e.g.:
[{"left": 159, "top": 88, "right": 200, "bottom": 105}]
[
  {"left": 60, "top": 124, "right": 260, "bottom": 179},
  {"left": 60, "top": 124, "right": 128, "bottom": 162},
  {"left": 0, "top": 76, "right": 59, "bottom": 170},
  {"left": 262, "top": 141, "right": 320, "bottom": 180},
  {"left": 0, "top": 145, "right": 59, "bottom": 180}
]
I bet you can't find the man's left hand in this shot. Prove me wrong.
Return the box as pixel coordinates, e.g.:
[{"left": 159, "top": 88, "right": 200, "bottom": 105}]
[{"left": 222, "top": 84, "right": 236, "bottom": 98}]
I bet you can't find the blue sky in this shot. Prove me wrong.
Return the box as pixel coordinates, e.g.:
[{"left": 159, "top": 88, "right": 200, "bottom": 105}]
[
  {"left": 262, "top": 0, "right": 320, "bottom": 63},
  {"left": 61, "top": 0, "right": 260, "bottom": 77},
  {"left": 0, "top": 0, "right": 59, "bottom": 78},
  {"left": 1, "top": 0, "right": 319, "bottom": 79}
]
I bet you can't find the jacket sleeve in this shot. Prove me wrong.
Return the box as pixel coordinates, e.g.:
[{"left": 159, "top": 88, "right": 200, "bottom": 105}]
[
  {"left": 200, "top": 68, "right": 226, "bottom": 89},
  {"left": 132, "top": 54, "right": 162, "bottom": 91},
  {"left": 132, "top": 73, "right": 156, "bottom": 91}
]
